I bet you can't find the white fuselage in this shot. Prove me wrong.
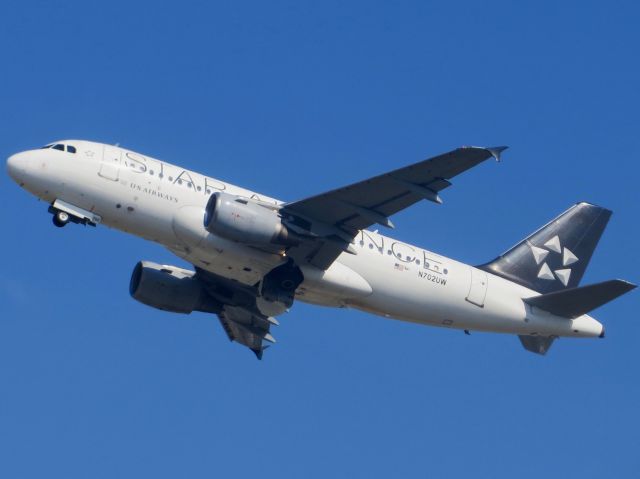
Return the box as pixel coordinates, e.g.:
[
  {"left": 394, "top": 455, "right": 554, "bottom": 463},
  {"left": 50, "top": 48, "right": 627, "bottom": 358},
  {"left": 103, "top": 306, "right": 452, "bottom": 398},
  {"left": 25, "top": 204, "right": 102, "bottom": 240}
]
[{"left": 6, "top": 140, "right": 604, "bottom": 339}]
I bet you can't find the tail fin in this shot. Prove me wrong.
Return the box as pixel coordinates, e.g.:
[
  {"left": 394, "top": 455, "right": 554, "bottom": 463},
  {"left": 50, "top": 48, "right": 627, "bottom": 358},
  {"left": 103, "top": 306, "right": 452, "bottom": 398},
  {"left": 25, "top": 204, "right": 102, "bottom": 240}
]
[{"left": 479, "top": 202, "right": 612, "bottom": 293}]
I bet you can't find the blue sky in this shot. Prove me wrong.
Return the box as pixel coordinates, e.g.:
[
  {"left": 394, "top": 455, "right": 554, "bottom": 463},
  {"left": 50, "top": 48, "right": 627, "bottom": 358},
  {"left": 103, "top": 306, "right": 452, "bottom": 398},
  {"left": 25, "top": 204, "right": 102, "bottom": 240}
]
[{"left": 1, "top": 1, "right": 639, "bottom": 477}]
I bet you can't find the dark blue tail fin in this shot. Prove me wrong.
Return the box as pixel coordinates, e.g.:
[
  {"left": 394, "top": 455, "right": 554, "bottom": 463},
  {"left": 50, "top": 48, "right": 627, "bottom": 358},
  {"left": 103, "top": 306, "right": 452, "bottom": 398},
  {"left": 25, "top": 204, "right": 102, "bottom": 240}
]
[{"left": 479, "top": 202, "right": 612, "bottom": 293}]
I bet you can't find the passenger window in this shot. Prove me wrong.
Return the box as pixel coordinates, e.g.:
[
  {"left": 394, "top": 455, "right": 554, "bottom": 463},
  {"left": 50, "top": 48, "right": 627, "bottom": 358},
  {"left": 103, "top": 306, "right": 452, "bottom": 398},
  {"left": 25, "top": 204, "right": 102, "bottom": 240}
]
[
  {"left": 52, "top": 144, "right": 65, "bottom": 151},
  {"left": 67, "top": 145, "right": 77, "bottom": 154}
]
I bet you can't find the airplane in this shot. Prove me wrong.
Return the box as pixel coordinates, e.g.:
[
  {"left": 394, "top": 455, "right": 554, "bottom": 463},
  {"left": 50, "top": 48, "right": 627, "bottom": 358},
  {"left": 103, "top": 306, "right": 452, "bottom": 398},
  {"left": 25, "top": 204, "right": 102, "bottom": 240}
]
[{"left": 6, "top": 140, "right": 636, "bottom": 358}]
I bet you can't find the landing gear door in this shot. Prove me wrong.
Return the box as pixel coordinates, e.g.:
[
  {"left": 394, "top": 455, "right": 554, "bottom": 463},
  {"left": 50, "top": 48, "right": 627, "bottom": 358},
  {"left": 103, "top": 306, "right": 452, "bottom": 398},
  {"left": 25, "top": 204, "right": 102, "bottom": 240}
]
[
  {"left": 466, "top": 268, "right": 488, "bottom": 307},
  {"left": 99, "top": 145, "right": 121, "bottom": 181}
]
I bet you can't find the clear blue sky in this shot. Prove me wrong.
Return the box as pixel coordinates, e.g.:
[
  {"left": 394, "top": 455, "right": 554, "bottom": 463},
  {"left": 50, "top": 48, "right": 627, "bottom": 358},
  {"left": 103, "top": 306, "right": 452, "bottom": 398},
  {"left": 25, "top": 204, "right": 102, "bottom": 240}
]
[{"left": 1, "top": 1, "right": 639, "bottom": 477}]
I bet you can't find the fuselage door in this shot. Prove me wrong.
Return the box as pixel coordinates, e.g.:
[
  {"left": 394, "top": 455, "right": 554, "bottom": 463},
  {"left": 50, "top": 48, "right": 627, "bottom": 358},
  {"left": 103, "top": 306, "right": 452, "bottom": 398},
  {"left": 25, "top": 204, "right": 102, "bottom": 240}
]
[
  {"left": 99, "top": 145, "right": 121, "bottom": 181},
  {"left": 466, "top": 268, "right": 488, "bottom": 307}
]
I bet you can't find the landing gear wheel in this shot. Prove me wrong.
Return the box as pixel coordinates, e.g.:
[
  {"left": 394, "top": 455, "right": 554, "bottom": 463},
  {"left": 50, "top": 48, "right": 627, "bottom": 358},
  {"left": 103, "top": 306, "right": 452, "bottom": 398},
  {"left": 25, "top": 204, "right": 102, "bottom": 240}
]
[{"left": 52, "top": 210, "right": 70, "bottom": 228}]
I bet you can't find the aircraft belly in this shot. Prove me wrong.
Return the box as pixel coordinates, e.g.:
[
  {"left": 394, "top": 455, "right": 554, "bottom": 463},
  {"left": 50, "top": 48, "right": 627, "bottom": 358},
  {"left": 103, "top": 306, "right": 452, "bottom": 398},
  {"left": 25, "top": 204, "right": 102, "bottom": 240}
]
[
  {"left": 169, "top": 222, "right": 285, "bottom": 286},
  {"left": 296, "top": 261, "right": 373, "bottom": 306},
  {"left": 186, "top": 246, "right": 284, "bottom": 285},
  {"left": 339, "top": 248, "right": 533, "bottom": 334}
]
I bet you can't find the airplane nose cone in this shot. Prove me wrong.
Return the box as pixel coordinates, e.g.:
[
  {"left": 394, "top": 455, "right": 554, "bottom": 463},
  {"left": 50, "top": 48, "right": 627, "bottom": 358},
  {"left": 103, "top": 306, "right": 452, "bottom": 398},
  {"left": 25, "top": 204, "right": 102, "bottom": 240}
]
[{"left": 6, "top": 153, "right": 25, "bottom": 184}]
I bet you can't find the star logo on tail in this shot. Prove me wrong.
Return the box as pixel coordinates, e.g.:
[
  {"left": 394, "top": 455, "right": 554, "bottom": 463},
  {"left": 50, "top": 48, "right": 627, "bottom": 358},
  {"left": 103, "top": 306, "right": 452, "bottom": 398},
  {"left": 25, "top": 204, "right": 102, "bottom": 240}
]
[{"left": 528, "top": 235, "right": 578, "bottom": 286}]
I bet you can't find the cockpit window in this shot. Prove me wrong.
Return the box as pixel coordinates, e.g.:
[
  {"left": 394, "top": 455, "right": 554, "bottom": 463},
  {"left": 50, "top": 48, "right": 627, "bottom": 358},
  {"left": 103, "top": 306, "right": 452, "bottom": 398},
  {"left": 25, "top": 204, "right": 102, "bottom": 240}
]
[{"left": 40, "top": 143, "right": 77, "bottom": 153}]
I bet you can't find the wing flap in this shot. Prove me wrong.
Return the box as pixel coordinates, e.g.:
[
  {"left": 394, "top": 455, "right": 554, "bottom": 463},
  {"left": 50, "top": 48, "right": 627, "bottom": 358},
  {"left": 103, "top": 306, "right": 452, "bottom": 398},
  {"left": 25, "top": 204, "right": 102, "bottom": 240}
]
[{"left": 218, "top": 305, "right": 276, "bottom": 359}]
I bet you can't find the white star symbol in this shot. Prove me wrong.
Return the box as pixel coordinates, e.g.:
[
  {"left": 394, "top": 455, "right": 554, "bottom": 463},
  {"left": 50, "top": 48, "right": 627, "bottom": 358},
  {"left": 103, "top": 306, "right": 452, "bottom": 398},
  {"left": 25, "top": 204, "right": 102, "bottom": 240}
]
[{"left": 529, "top": 237, "right": 579, "bottom": 286}]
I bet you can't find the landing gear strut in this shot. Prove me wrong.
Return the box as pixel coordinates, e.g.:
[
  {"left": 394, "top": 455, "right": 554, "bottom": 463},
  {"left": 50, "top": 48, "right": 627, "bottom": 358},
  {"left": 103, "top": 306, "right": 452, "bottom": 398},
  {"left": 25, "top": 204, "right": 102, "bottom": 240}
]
[{"left": 52, "top": 210, "right": 70, "bottom": 228}]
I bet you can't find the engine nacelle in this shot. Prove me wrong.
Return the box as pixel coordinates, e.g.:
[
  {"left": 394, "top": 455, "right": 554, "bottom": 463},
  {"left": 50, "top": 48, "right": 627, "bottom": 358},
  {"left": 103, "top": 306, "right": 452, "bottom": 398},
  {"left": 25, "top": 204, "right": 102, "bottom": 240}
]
[
  {"left": 203, "top": 192, "right": 298, "bottom": 247},
  {"left": 129, "top": 261, "right": 219, "bottom": 314}
]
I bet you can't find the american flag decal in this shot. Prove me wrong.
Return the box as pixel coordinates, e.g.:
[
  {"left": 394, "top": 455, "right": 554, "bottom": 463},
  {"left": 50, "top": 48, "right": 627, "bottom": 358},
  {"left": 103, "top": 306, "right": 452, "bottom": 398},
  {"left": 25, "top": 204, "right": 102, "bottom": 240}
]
[{"left": 394, "top": 263, "right": 410, "bottom": 272}]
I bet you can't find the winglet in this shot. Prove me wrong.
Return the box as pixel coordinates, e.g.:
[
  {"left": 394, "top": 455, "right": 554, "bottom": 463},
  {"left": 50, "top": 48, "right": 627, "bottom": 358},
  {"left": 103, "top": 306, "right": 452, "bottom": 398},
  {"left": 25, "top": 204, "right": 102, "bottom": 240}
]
[
  {"left": 486, "top": 146, "right": 508, "bottom": 162},
  {"left": 251, "top": 344, "right": 270, "bottom": 360},
  {"left": 461, "top": 145, "right": 508, "bottom": 162},
  {"left": 251, "top": 348, "right": 264, "bottom": 360}
]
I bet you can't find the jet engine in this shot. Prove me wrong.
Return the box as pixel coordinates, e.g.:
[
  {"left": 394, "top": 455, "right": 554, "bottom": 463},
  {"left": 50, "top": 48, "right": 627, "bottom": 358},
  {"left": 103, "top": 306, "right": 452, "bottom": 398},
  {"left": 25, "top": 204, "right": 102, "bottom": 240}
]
[
  {"left": 203, "top": 192, "right": 299, "bottom": 247},
  {"left": 129, "top": 261, "right": 219, "bottom": 314}
]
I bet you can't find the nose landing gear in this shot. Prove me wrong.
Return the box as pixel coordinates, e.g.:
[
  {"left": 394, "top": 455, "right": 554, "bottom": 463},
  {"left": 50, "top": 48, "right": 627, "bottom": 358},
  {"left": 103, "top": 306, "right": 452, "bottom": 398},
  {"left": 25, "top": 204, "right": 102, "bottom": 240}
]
[{"left": 47, "top": 199, "right": 102, "bottom": 228}]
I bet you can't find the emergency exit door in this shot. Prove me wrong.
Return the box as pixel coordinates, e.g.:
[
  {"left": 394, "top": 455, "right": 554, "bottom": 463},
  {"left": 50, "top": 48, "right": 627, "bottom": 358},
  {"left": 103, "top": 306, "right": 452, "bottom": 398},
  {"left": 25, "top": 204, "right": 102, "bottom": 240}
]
[{"left": 99, "top": 145, "right": 121, "bottom": 181}]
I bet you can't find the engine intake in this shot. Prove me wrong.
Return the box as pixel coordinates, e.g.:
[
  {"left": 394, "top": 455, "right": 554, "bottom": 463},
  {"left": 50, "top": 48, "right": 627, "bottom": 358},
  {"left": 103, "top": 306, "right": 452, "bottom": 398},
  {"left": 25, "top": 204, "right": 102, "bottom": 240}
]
[
  {"left": 129, "top": 261, "right": 219, "bottom": 314},
  {"left": 203, "top": 192, "right": 298, "bottom": 247}
]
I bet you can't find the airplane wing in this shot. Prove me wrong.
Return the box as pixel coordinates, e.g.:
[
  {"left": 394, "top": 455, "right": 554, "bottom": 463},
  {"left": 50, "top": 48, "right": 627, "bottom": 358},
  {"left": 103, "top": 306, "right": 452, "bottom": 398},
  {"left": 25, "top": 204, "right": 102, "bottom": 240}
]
[
  {"left": 283, "top": 146, "right": 506, "bottom": 269},
  {"left": 194, "top": 267, "right": 280, "bottom": 359},
  {"left": 218, "top": 305, "right": 277, "bottom": 359}
]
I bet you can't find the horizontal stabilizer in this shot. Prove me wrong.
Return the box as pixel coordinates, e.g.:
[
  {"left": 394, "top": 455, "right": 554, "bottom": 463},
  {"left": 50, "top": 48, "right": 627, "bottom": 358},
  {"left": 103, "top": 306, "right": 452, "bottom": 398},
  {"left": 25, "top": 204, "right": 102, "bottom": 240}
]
[
  {"left": 519, "top": 335, "right": 556, "bottom": 355},
  {"left": 524, "top": 279, "right": 636, "bottom": 319}
]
